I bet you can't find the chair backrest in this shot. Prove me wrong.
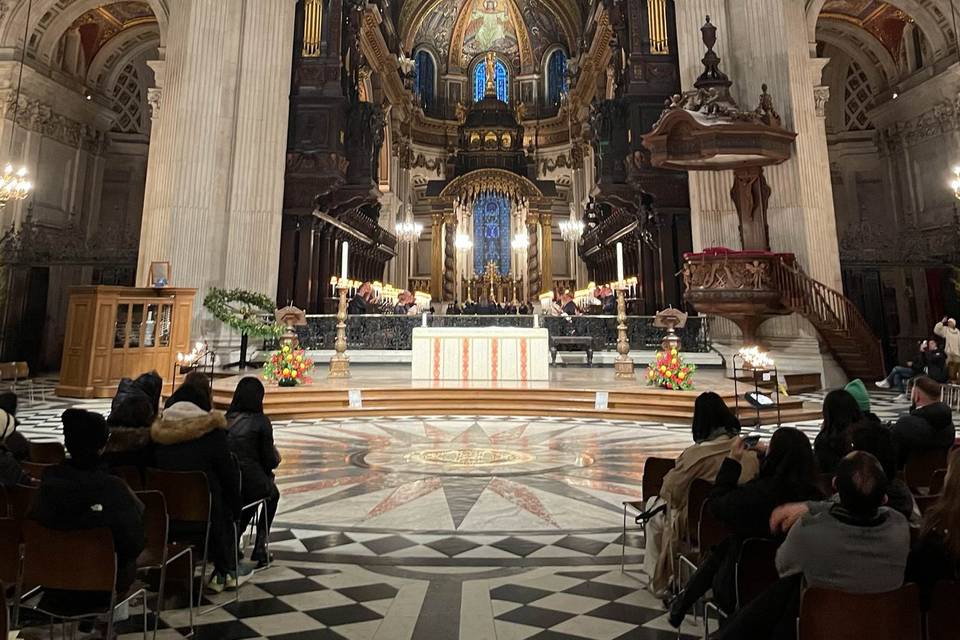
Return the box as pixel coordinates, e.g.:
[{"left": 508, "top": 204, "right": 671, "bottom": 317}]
[
  {"left": 914, "top": 494, "right": 940, "bottom": 515},
  {"left": 735, "top": 537, "right": 781, "bottom": 609},
  {"left": 136, "top": 490, "right": 169, "bottom": 561},
  {"left": 27, "top": 441, "right": 64, "bottom": 464},
  {"left": 20, "top": 521, "right": 116, "bottom": 593},
  {"left": 642, "top": 456, "right": 676, "bottom": 501},
  {"left": 685, "top": 478, "right": 713, "bottom": 546},
  {"left": 904, "top": 449, "right": 949, "bottom": 493},
  {"left": 13, "top": 362, "right": 28, "bottom": 379},
  {"left": 797, "top": 584, "right": 922, "bottom": 640},
  {"left": 6, "top": 484, "right": 38, "bottom": 520},
  {"left": 20, "top": 461, "right": 54, "bottom": 480},
  {"left": 0, "top": 363, "right": 15, "bottom": 382},
  {"left": 927, "top": 580, "right": 960, "bottom": 640},
  {"left": 697, "top": 497, "right": 729, "bottom": 552},
  {"left": 113, "top": 466, "right": 144, "bottom": 492},
  {"left": 0, "top": 518, "right": 21, "bottom": 585},
  {"left": 929, "top": 469, "right": 947, "bottom": 496},
  {"left": 145, "top": 468, "right": 211, "bottom": 524}
]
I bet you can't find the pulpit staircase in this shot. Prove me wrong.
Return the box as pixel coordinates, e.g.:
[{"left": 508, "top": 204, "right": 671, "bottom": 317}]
[{"left": 773, "top": 260, "right": 885, "bottom": 382}]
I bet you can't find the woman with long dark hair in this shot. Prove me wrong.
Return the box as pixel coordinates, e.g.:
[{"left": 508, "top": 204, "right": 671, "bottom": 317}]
[
  {"left": 907, "top": 448, "right": 960, "bottom": 594},
  {"left": 813, "top": 389, "right": 862, "bottom": 473},
  {"left": 643, "top": 392, "right": 759, "bottom": 597},
  {"left": 226, "top": 377, "right": 281, "bottom": 568},
  {"left": 668, "top": 427, "right": 822, "bottom": 626}
]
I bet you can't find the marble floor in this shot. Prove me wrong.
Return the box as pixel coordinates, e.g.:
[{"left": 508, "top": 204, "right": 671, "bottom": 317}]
[{"left": 10, "top": 380, "right": 915, "bottom": 640}]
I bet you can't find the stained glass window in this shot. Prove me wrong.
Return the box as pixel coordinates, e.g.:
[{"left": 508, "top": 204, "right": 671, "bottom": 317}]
[
  {"left": 546, "top": 49, "right": 567, "bottom": 106},
  {"left": 473, "top": 58, "right": 509, "bottom": 102},
  {"left": 473, "top": 194, "right": 511, "bottom": 276},
  {"left": 414, "top": 50, "right": 435, "bottom": 110}
]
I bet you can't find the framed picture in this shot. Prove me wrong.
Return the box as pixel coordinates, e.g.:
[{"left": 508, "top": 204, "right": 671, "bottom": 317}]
[{"left": 149, "top": 261, "right": 170, "bottom": 288}]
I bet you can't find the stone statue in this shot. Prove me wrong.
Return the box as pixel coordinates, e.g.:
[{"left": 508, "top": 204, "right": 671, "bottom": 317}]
[{"left": 484, "top": 52, "right": 497, "bottom": 97}]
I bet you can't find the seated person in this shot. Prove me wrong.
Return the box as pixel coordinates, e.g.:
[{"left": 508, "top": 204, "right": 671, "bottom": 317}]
[
  {"left": 31, "top": 409, "right": 145, "bottom": 614},
  {"left": 668, "top": 427, "right": 821, "bottom": 627},
  {"left": 643, "top": 392, "right": 759, "bottom": 597},
  {"left": 347, "top": 282, "right": 374, "bottom": 315},
  {"left": 104, "top": 370, "right": 162, "bottom": 471},
  {"left": 891, "top": 375, "right": 955, "bottom": 467},
  {"left": 717, "top": 451, "right": 910, "bottom": 640},
  {"left": 876, "top": 341, "right": 927, "bottom": 397},
  {"left": 0, "top": 391, "right": 29, "bottom": 461},
  {"left": 226, "top": 378, "right": 280, "bottom": 568},
  {"left": 152, "top": 375, "right": 243, "bottom": 592},
  {"left": 921, "top": 338, "right": 949, "bottom": 384},
  {"left": 813, "top": 388, "right": 862, "bottom": 474},
  {"left": 560, "top": 292, "right": 578, "bottom": 316},
  {"left": 0, "top": 396, "right": 29, "bottom": 486},
  {"left": 849, "top": 420, "right": 917, "bottom": 522},
  {"left": 907, "top": 448, "right": 960, "bottom": 601}
]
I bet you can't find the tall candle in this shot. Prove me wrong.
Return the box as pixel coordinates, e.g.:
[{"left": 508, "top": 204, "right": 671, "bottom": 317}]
[
  {"left": 341, "top": 242, "right": 349, "bottom": 282},
  {"left": 616, "top": 242, "right": 624, "bottom": 285}
]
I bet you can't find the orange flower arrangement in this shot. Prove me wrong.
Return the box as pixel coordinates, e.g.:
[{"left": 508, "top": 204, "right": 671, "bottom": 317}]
[
  {"left": 263, "top": 343, "right": 314, "bottom": 387},
  {"left": 647, "top": 347, "right": 696, "bottom": 391}
]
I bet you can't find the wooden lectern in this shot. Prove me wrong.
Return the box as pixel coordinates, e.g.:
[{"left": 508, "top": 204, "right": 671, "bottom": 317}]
[{"left": 56, "top": 286, "right": 196, "bottom": 398}]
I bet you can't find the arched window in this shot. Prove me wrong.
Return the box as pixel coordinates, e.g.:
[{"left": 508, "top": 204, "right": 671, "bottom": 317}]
[
  {"left": 545, "top": 49, "right": 567, "bottom": 106},
  {"left": 473, "top": 194, "right": 511, "bottom": 276},
  {"left": 414, "top": 50, "right": 435, "bottom": 109},
  {"left": 473, "top": 58, "right": 509, "bottom": 102}
]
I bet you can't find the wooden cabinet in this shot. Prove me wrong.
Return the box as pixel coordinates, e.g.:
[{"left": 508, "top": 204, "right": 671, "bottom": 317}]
[{"left": 56, "top": 286, "right": 196, "bottom": 398}]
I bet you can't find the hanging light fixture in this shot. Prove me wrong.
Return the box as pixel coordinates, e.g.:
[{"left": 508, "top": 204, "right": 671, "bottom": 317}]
[
  {"left": 1, "top": 0, "right": 35, "bottom": 207},
  {"left": 559, "top": 217, "right": 584, "bottom": 243},
  {"left": 395, "top": 218, "right": 423, "bottom": 243}
]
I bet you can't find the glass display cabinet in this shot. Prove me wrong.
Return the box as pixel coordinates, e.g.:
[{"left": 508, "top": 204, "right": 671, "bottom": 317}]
[{"left": 56, "top": 286, "right": 196, "bottom": 398}]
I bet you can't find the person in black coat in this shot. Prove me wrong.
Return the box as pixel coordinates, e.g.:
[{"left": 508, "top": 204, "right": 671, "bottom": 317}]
[
  {"left": 0, "top": 400, "right": 29, "bottom": 487},
  {"left": 32, "top": 409, "right": 145, "bottom": 614},
  {"left": 104, "top": 371, "right": 162, "bottom": 472},
  {"left": 920, "top": 339, "right": 949, "bottom": 384},
  {"left": 151, "top": 377, "right": 243, "bottom": 592},
  {"left": 813, "top": 389, "right": 862, "bottom": 474},
  {"left": 891, "top": 376, "right": 956, "bottom": 467},
  {"left": 668, "top": 427, "right": 821, "bottom": 627},
  {"left": 226, "top": 377, "right": 280, "bottom": 567}
]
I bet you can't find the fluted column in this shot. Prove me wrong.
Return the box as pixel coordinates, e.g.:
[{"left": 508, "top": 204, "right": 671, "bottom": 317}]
[
  {"left": 443, "top": 212, "right": 457, "bottom": 302},
  {"left": 223, "top": 0, "right": 296, "bottom": 296},
  {"left": 526, "top": 214, "right": 541, "bottom": 299},
  {"left": 430, "top": 212, "right": 443, "bottom": 300},
  {"left": 540, "top": 213, "right": 553, "bottom": 295}
]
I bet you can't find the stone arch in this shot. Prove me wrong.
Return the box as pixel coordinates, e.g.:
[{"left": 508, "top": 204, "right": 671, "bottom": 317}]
[
  {"left": 807, "top": 0, "right": 951, "bottom": 58},
  {"left": 816, "top": 21, "right": 898, "bottom": 91},
  {"left": 86, "top": 22, "right": 160, "bottom": 92}
]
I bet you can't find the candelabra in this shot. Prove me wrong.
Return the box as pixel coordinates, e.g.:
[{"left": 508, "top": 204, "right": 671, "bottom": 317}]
[
  {"left": 614, "top": 286, "right": 635, "bottom": 379},
  {"left": 329, "top": 285, "right": 351, "bottom": 378}
]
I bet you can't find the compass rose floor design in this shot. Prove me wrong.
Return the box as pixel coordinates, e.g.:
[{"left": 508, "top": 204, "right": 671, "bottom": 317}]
[{"left": 11, "top": 382, "right": 917, "bottom": 640}]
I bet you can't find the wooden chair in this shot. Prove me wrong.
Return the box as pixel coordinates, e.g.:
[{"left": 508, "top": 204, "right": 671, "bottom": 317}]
[
  {"left": 620, "top": 456, "right": 676, "bottom": 570},
  {"left": 27, "top": 441, "right": 64, "bottom": 464},
  {"left": 735, "top": 537, "right": 781, "bottom": 609},
  {"left": 928, "top": 469, "right": 947, "bottom": 496},
  {"left": 904, "top": 449, "right": 949, "bottom": 493},
  {"left": 0, "top": 363, "right": 16, "bottom": 393},
  {"left": 927, "top": 580, "right": 960, "bottom": 640},
  {"left": 20, "top": 461, "right": 53, "bottom": 480},
  {"left": 797, "top": 584, "right": 922, "bottom": 640},
  {"left": 5, "top": 484, "right": 37, "bottom": 520},
  {"left": 135, "top": 490, "right": 194, "bottom": 638},
  {"left": 144, "top": 469, "right": 211, "bottom": 616},
  {"left": 14, "top": 522, "right": 148, "bottom": 640},
  {"left": 0, "top": 519, "right": 20, "bottom": 588},
  {"left": 114, "top": 465, "right": 145, "bottom": 491}
]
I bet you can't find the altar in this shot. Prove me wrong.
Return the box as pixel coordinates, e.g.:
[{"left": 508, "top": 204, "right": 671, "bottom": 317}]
[{"left": 411, "top": 326, "right": 550, "bottom": 382}]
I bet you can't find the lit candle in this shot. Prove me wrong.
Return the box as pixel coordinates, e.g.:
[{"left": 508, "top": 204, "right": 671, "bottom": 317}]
[
  {"left": 341, "top": 242, "right": 349, "bottom": 282},
  {"left": 616, "top": 242, "right": 624, "bottom": 286}
]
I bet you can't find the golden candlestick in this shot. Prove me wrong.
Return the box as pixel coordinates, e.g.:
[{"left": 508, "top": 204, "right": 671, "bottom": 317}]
[
  {"left": 614, "top": 287, "right": 635, "bottom": 379},
  {"left": 329, "top": 285, "right": 351, "bottom": 378}
]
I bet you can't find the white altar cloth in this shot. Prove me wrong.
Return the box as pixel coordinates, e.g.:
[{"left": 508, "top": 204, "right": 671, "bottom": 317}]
[{"left": 411, "top": 327, "right": 550, "bottom": 382}]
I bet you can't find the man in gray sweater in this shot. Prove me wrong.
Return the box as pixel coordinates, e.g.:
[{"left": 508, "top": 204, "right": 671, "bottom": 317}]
[{"left": 716, "top": 451, "right": 910, "bottom": 639}]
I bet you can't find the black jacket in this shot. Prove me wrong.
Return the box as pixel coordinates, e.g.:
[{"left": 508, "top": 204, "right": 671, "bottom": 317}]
[
  {"left": 151, "top": 402, "right": 241, "bottom": 519},
  {"left": 0, "top": 447, "right": 27, "bottom": 487},
  {"left": 226, "top": 411, "right": 280, "bottom": 500},
  {"left": 348, "top": 294, "right": 373, "bottom": 315},
  {"left": 813, "top": 430, "right": 847, "bottom": 475},
  {"left": 892, "top": 402, "right": 956, "bottom": 465},
  {"left": 922, "top": 349, "right": 949, "bottom": 383},
  {"left": 31, "top": 461, "right": 145, "bottom": 584}
]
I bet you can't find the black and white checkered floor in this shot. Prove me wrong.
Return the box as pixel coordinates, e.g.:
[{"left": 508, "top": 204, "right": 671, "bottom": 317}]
[{"left": 9, "top": 379, "right": 917, "bottom": 640}]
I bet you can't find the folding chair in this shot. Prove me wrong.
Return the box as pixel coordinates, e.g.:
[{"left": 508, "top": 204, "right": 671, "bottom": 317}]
[
  {"left": 236, "top": 465, "right": 271, "bottom": 574},
  {"left": 6, "top": 484, "right": 37, "bottom": 520},
  {"left": 135, "top": 490, "right": 194, "bottom": 639},
  {"left": 904, "top": 449, "right": 949, "bottom": 494},
  {"left": 27, "top": 441, "right": 64, "bottom": 464},
  {"left": 620, "top": 456, "right": 676, "bottom": 570},
  {"left": 114, "top": 466, "right": 145, "bottom": 492},
  {"left": 145, "top": 469, "right": 210, "bottom": 618},
  {"left": 797, "top": 584, "right": 922, "bottom": 640},
  {"left": 701, "top": 536, "right": 781, "bottom": 636},
  {"left": 927, "top": 580, "right": 960, "bottom": 640},
  {"left": 14, "top": 522, "right": 148, "bottom": 640}
]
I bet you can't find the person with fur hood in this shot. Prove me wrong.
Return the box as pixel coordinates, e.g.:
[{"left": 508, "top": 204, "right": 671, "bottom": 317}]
[
  {"left": 104, "top": 371, "right": 162, "bottom": 472},
  {"left": 151, "top": 373, "right": 245, "bottom": 593}
]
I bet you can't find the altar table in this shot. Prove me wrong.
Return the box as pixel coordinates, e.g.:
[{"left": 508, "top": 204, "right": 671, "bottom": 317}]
[{"left": 411, "top": 327, "right": 550, "bottom": 382}]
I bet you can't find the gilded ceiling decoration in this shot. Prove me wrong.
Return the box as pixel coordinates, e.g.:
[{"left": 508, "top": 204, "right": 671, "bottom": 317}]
[
  {"left": 68, "top": 1, "right": 157, "bottom": 64},
  {"left": 820, "top": 0, "right": 909, "bottom": 60}
]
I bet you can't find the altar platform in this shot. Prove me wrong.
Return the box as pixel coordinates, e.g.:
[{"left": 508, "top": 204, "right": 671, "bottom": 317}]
[{"left": 211, "top": 365, "right": 822, "bottom": 425}]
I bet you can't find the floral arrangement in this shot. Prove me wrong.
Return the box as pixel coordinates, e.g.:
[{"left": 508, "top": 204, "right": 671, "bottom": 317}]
[
  {"left": 647, "top": 347, "right": 696, "bottom": 391},
  {"left": 263, "top": 343, "right": 314, "bottom": 387}
]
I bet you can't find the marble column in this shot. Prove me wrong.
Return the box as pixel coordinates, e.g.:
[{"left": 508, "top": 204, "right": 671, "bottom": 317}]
[
  {"left": 443, "top": 212, "right": 457, "bottom": 302},
  {"left": 526, "top": 214, "right": 541, "bottom": 299},
  {"left": 137, "top": 0, "right": 296, "bottom": 334},
  {"left": 430, "top": 212, "right": 443, "bottom": 300},
  {"left": 540, "top": 213, "right": 554, "bottom": 295},
  {"left": 222, "top": 0, "right": 296, "bottom": 296}
]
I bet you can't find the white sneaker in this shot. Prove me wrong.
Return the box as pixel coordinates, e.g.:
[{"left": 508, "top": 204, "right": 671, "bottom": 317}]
[
  {"left": 875, "top": 379, "right": 890, "bottom": 389},
  {"left": 894, "top": 393, "right": 910, "bottom": 403}
]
